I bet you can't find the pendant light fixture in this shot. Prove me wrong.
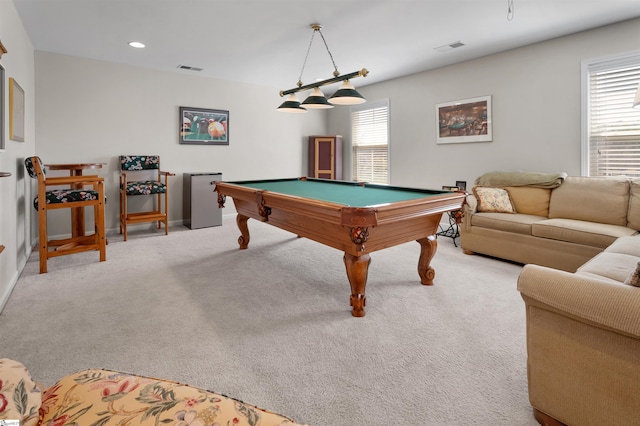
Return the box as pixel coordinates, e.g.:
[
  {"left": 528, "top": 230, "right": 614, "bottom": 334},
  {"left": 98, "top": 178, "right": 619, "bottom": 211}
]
[
  {"left": 277, "top": 24, "right": 368, "bottom": 113},
  {"left": 278, "top": 94, "right": 308, "bottom": 113},
  {"left": 301, "top": 87, "right": 334, "bottom": 109},
  {"left": 328, "top": 80, "right": 366, "bottom": 105}
]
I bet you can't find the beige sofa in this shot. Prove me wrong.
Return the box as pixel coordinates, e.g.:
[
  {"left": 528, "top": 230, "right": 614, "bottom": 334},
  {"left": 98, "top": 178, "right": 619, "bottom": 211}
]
[
  {"left": 517, "top": 235, "right": 640, "bottom": 425},
  {"left": 462, "top": 172, "right": 640, "bottom": 424},
  {"left": 461, "top": 174, "right": 640, "bottom": 272}
]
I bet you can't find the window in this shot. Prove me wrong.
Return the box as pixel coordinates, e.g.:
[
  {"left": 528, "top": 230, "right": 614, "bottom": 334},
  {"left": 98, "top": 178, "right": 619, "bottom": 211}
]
[
  {"left": 582, "top": 51, "right": 640, "bottom": 177},
  {"left": 351, "top": 99, "right": 389, "bottom": 184}
]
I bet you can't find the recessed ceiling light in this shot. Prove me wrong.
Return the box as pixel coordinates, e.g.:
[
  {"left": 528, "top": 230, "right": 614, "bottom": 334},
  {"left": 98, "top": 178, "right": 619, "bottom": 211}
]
[{"left": 128, "top": 41, "right": 145, "bottom": 49}]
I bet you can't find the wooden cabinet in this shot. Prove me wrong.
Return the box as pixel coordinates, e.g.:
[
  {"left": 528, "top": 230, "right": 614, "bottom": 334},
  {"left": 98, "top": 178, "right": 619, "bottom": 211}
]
[{"left": 308, "top": 135, "right": 342, "bottom": 180}]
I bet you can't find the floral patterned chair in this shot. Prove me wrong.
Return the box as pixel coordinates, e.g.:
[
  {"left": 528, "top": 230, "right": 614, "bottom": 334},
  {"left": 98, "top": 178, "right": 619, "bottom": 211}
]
[
  {"left": 0, "top": 358, "right": 306, "bottom": 426},
  {"left": 119, "top": 155, "right": 175, "bottom": 241},
  {"left": 25, "top": 156, "right": 106, "bottom": 273}
]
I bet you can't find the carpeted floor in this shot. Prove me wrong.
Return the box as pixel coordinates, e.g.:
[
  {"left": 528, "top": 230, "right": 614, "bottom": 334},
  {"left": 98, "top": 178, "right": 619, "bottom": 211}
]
[{"left": 0, "top": 216, "right": 537, "bottom": 425}]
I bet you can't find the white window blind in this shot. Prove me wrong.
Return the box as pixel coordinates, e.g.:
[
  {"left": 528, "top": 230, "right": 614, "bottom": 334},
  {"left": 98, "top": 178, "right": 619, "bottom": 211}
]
[
  {"left": 351, "top": 100, "right": 389, "bottom": 184},
  {"left": 584, "top": 52, "right": 640, "bottom": 177}
]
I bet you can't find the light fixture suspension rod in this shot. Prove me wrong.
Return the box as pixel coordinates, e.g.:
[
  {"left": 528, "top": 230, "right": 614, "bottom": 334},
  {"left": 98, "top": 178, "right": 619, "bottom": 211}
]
[
  {"left": 316, "top": 27, "right": 339, "bottom": 76},
  {"left": 280, "top": 68, "right": 369, "bottom": 97},
  {"left": 297, "top": 28, "right": 318, "bottom": 85}
]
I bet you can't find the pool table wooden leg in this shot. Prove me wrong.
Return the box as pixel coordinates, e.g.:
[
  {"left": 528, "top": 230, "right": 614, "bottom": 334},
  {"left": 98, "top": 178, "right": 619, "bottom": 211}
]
[
  {"left": 343, "top": 252, "right": 371, "bottom": 317},
  {"left": 236, "top": 214, "right": 250, "bottom": 249},
  {"left": 417, "top": 236, "right": 437, "bottom": 285}
]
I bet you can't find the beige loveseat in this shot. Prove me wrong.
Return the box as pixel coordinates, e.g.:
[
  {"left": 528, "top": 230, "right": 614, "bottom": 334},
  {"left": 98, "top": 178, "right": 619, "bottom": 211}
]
[
  {"left": 461, "top": 173, "right": 640, "bottom": 272},
  {"left": 517, "top": 235, "right": 640, "bottom": 425},
  {"left": 0, "top": 358, "right": 305, "bottom": 426}
]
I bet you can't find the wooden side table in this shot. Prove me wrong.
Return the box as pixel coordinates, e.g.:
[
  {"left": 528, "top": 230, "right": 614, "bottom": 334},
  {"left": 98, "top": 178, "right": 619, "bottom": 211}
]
[{"left": 436, "top": 209, "right": 463, "bottom": 247}]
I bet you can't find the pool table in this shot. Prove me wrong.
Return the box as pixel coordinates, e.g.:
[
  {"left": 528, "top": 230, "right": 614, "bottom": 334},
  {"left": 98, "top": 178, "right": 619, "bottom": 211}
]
[{"left": 215, "top": 178, "right": 466, "bottom": 317}]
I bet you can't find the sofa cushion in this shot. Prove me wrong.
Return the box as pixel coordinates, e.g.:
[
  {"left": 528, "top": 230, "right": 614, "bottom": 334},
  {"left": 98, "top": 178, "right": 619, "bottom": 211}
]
[
  {"left": 0, "top": 359, "right": 41, "bottom": 426},
  {"left": 578, "top": 252, "right": 640, "bottom": 283},
  {"left": 605, "top": 235, "right": 640, "bottom": 257},
  {"left": 548, "top": 176, "right": 630, "bottom": 226},
  {"left": 532, "top": 218, "right": 636, "bottom": 248},
  {"left": 628, "top": 178, "right": 640, "bottom": 230},
  {"left": 39, "top": 369, "right": 303, "bottom": 426},
  {"left": 471, "top": 212, "right": 547, "bottom": 235},
  {"left": 472, "top": 186, "right": 515, "bottom": 213},
  {"left": 504, "top": 186, "right": 551, "bottom": 217}
]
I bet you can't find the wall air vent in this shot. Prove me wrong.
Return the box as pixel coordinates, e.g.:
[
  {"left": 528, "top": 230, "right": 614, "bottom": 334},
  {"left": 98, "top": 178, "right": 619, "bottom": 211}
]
[
  {"left": 434, "top": 41, "right": 465, "bottom": 52},
  {"left": 177, "top": 65, "right": 203, "bottom": 71}
]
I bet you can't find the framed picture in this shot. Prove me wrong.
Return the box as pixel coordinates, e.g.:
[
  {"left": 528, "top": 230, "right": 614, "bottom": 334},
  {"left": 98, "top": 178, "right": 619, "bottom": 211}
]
[
  {"left": 179, "top": 106, "right": 229, "bottom": 145},
  {"left": 436, "top": 95, "right": 492, "bottom": 144},
  {"left": 9, "top": 77, "right": 25, "bottom": 142},
  {"left": 0, "top": 65, "right": 4, "bottom": 150},
  {"left": 442, "top": 185, "right": 459, "bottom": 192},
  {"left": 455, "top": 180, "right": 467, "bottom": 191}
]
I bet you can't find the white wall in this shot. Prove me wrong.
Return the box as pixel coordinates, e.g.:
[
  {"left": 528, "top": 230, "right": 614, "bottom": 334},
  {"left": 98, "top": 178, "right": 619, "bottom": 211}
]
[
  {"left": 0, "top": 0, "right": 36, "bottom": 311},
  {"left": 34, "top": 52, "right": 327, "bottom": 234},
  {"left": 328, "top": 18, "right": 640, "bottom": 191}
]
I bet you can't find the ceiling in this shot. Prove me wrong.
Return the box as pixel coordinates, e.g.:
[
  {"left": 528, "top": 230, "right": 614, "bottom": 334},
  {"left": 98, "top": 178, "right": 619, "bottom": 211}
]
[{"left": 11, "top": 0, "right": 640, "bottom": 93}]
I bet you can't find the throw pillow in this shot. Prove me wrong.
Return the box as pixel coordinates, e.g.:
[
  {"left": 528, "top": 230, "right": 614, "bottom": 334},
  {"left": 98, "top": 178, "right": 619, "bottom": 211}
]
[
  {"left": 0, "top": 359, "right": 41, "bottom": 426},
  {"left": 624, "top": 261, "right": 640, "bottom": 287},
  {"left": 504, "top": 186, "right": 551, "bottom": 216},
  {"left": 473, "top": 186, "right": 516, "bottom": 213}
]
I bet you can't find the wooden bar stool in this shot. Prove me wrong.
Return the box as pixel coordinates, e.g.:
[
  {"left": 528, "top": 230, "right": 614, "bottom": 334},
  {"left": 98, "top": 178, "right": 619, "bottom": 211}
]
[
  {"left": 119, "top": 155, "right": 174, "bottom": 241},
  {"left": 25, "top": 156, "right": 106, "bottom": 273}
]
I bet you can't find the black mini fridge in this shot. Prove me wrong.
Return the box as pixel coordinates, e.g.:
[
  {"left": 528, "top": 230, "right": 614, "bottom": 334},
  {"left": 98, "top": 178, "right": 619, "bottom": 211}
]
[{"left": 183, "top": 173, "right": 222, "bottom": 229}]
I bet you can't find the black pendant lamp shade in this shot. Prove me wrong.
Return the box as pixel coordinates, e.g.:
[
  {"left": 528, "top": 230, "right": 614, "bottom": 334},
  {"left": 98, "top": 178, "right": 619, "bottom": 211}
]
[
  {"left": 328, "top": 80, "right": 366, "bottom": 105},
  {"left": 301, "top": 88, "right": 334, "bottom": 109},
  {"left": 277, "top": 94, "right": 307, "bottom": 113}
]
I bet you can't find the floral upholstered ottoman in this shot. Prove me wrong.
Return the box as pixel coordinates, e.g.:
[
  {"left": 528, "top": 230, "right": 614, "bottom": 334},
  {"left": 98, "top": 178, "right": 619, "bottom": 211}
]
[{"left": 0, "top": 359, "right": 306, "bottom": 426}]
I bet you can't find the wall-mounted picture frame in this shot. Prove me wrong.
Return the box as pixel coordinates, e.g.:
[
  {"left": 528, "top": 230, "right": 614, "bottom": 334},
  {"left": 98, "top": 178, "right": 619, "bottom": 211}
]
[
  {"left": 455, "top": 180, "right": 467, "bottom": 191},
  {"left": 9, "top": 77, "right": 25, "bottom": 142},
  {"left": 436, "top": 95, "right": 492, "bottom": 144},
  {"left": 0, "top": 65, "right": 5, "bottom": 151},
  {"left": 179, "top": 106, "right": 229, "bottom": 145}
]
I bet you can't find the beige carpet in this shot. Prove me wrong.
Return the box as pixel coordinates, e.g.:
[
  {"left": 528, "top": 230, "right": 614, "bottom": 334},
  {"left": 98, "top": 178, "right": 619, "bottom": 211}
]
[{"left": 1, "top": 216, "right": 537, "bottom": 426}]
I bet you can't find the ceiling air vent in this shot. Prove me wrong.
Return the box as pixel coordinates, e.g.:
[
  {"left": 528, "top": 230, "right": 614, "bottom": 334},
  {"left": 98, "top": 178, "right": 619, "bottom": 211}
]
[
  {"left": 434, "top": 41, "right": 465, "bottom": 52},
  {"left": 177, "top": 64, "right": 203, "bottom": 72}
]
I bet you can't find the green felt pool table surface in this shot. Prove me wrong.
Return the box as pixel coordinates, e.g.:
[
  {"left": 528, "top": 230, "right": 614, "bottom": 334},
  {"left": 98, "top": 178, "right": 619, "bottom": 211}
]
[{"left": 228, "top": 178, "right": 449, "bottom": 207}]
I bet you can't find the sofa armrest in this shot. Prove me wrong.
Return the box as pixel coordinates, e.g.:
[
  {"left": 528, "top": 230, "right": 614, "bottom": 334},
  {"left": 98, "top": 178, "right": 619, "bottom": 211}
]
[
  {"left": 464, "top": 193, "right": 477, "bottom": 214},
  {"left": 0, "top": 359, "right": 41, "bottom": 426},
  {"left": 40, "top": 369, "right": 305, "bottom": 426},
  {"left": 461, "top": 194, "right": 477, "bottom": 233},
  {"left": 517, "top": 264, "right": 640, "bottom": 338}
]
